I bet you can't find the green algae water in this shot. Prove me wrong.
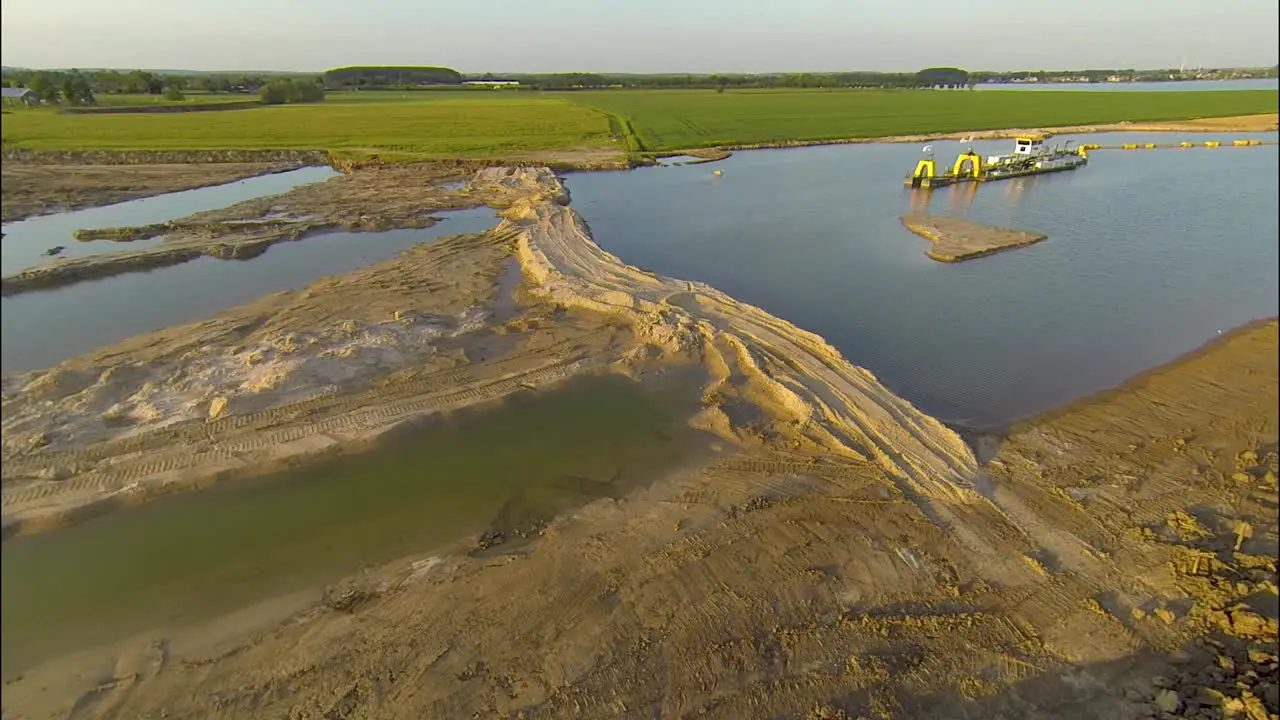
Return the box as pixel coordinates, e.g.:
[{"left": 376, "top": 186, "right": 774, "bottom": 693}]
[{"left": 1, "top": 373, "right": 710, "bottom": 676}]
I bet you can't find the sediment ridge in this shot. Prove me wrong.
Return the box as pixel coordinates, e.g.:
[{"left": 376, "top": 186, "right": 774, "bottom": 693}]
[
  {"left": 901, "top": 214, "right": 1048, "bottom": 262},
  {"left": 0, "top": 166, "right": 975, "bottom": 536}
]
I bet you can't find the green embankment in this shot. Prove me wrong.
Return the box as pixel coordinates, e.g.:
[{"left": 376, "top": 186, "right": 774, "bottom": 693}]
[{"left": 2, "top": 88, "right": 1274, "bottom": 159}]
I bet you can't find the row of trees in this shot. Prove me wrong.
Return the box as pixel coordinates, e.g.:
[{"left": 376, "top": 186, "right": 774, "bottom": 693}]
[
  {"left": 259, "top": 78, "right": 326, "bottom": 104},
  {"left": 0, "top": 68, "right": 326, "bottom": 105},
  {"left": 475, "top": 68, "right": 974, "bottom": 91},
  {"left": 323, "top": 66, "right": 462, "bottom": 88},
  {"left": 311, "top": 66, "right": 975, "bottom": 91},
  {"left": 2, "top": 71, "right": 97, "bottom": 105}
]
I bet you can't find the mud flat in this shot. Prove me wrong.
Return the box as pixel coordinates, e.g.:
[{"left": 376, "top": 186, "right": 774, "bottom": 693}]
[
  {"left": 0, "top": 161, "right": 311, "bottom": 223},
  {"left": 0, "top": 164, "right": 565, "bottom": 296},
  {"left": 1, "top": 167, "right": 1276, "bottom": 720},
  {"left": 901, "top": 214, "right": 1048, "bottom": 262}
]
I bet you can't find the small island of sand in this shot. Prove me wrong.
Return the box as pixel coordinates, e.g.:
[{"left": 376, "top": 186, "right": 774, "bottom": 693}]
[{"left": 901, "top": 214, "right": 1048, "bottom": 262}]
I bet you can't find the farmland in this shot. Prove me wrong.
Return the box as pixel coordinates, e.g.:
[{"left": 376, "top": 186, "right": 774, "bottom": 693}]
[
  {"left": 0, "top": 95, "right": 615, "bottom": 158},
  {"left": 2, "top": 88, "right": 1275, "bottom": 159},
  {"left": 572, "top": 88, "right": 1280, "bottom": 150}
]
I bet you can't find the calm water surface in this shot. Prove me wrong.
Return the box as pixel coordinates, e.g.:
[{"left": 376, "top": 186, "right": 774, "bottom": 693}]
[
  {"left": 0, "top": 373, "right": 710, "bottom": 675},
  {"left": 978, "top": 79, "right": 1279, "bottom": 92},
  {"left": 568, "top": 131, "right": 1280, "bottom": 427},
  {"left": 0, "top": 208, "right": 496, "bottom": 372},
  {"left": 1, "top": 166, "right": 338, "bottom": 276}
]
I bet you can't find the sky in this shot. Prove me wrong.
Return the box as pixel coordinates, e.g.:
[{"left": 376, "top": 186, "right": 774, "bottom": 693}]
[{"left": 2, "top": 0, "right": 1278, "bottom": 73}]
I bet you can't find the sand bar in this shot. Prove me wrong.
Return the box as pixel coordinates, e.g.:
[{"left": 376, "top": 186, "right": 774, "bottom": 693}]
[{"left": 901, "top": 214, "right": 1048, "bottom": 262}]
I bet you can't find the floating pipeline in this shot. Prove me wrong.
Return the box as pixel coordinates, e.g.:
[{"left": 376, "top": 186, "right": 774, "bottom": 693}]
[
  {"left": 1085, "top": 139, "right": 1277, "bottom": 150},
  {"left": 906, "top": 137, "right": 1276, "bottom": 188}
]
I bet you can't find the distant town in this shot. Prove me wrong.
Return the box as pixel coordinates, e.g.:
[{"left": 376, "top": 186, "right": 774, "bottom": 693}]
[{"left": 974, "top": 66, "right": 1278, "bottom": 84}]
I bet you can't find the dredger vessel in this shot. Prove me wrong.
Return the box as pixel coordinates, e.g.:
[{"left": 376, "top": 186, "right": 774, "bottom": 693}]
[{"left": 905, "top": 136, "right": 1088, "bottom": 189}]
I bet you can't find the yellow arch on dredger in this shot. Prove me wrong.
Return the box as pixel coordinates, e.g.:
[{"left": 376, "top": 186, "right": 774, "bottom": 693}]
[
  {"left": 952, "top": 151, "right": 983, "bottom": 179},
  {"left": 911, "top": 158, "right": 937, "bottom": 180}
]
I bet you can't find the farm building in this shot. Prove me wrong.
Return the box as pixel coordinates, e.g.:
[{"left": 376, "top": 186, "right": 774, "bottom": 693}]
[
  {"left": 462, "top": 80, "right": 520, "bottom": 89},
  {"left": 2, "top": 86, "right": 37, "bottom": 105}
]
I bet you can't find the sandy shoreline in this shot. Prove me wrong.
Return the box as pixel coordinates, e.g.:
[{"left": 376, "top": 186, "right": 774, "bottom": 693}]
[{"left": 1, "top": 159, "right": 1276, "bottom": 718}]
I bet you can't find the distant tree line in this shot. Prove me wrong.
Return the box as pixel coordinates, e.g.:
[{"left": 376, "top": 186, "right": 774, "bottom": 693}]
[
  {"left": 0, "top": 68, "right": 324, "bottom": 105},
  {"left": 259, "top": 78, "right": 326, "bottom": 104},
  {"left": 309, "top": 65, "right": 977, "bottom": 91},
  {"left": 461, "top": 68, "right": 975, "bottom": 90},
  {"left": 323, "top": 66, "right": 463, "bottom": 88}
]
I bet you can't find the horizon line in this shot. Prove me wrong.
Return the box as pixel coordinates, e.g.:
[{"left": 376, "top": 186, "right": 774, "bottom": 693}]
[{"left": 2, "top": 63, "right": 1278, "bottom": 76}]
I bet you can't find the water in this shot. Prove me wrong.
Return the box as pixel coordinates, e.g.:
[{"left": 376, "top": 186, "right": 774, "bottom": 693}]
[
  {"left": 0, "top": 167, "right": 338, "bottom": 276},
  {"left": 566, "top": 132, "right": 1280, "bottom": 428},
  {"left": 0, "top": 208, "right": 496, "bottom": 373},
  {"left": 978, "top": 79, "right": 1279, "bottom": 92},
  {"left": 0, "top": 373, "right": 711, "bottom": 675}
]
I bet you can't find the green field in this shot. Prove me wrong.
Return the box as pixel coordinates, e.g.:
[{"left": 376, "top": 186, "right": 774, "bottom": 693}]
[
  {"left": 1, "top": 96, "right": 615, "bottom": 157},
  {"left": 2, "top": 88, "right": 1274, "bottom": 158},
  {"left": 573, "top": 88, "right": 1279, "bottom": 150}
]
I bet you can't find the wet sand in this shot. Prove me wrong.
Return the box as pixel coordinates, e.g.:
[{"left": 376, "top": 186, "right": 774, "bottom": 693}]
[
  {"left": 0, "top": 162, "right": 307, "bottom": 224},
  {"left": 901, "top": 215, "right": 1048, "bottom": 262},
  {"left": 1, "top": 165, "right": 1276, "bottom": 720},
  {"left": 0, "top": 165, "right": 564, "bottom": 296}
]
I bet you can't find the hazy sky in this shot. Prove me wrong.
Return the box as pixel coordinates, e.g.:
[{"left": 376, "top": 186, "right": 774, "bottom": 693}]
[{"left": 3, "top": 0, "right": 1277, "bottom": 73}]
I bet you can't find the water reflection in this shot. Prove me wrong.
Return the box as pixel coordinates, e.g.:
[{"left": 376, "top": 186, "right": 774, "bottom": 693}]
[
  {"left": 907, "top": 187, "right": 932, "bottom": 215},
  {"left": 1, "top": 167, "right": 338, "bottom": 276},
  {"left": 945, "top": 181, "right": 978, "bottom": 213}
]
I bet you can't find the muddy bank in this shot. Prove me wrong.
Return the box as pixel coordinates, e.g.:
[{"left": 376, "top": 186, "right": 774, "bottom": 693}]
[
  {"left": 0, "top": 150, "right": 630, "bottom": 225},
  {"left": 0, "top": 165, "right": 565, "bottom": 296},
  {"left": 2, "top": 166, "right": 1275, "bottom": 719},
  {"left": 901, "top": 215, "right": 1048, "bottom": 262},
  {"left": 0, "top": 162, "right": 309, "bottom": 223}
]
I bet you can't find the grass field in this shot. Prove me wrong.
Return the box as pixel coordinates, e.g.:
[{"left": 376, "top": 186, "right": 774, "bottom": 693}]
[
  {"left": 2, "top": 88, "right": 1275, "bottom": 158},
  {"left": 1, "top": 96, "right": 615, "bottom": 157},
  {"left": 572, "top": 88, "right": 1280, "bottom": 150}
]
